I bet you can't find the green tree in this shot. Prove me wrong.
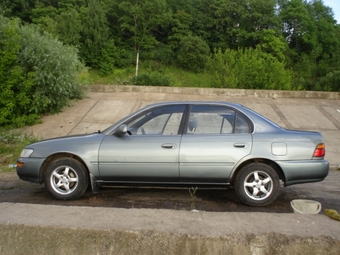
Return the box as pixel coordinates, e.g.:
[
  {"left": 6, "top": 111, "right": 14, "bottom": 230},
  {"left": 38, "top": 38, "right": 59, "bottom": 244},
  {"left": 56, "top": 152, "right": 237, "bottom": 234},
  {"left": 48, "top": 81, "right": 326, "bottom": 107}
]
[
  {"left": 307, "top": 0, "right": 340, "bottom": 85},
  {"left": 57, "top": 0, "right": 87, "bottom": 9},
  {"left": 80, "top": 0, "right": 109, "bottom": 68},
  {"left": 118, "top": 0, "right": 171, "bottom": 53},
  {"left": 189, "top": 0, "right": 215, "bottom": 44},
  {"left": 256, "top": 29, "right": 288, "bottom": 62},
  {"left": 278, "top": 0, "right": 340, "bottom": 90},
  {"left": 112, "top": 0, "right": 171, "bottom": 75},
  {"left": 99, "top": 39, "right": 117, "bottom": 76},
  {"left": 168, "top": 10, "right": 193, "bottom": 50},
  {"left": 30, "top": 2, "right": 58, "bottom": 35},
  {"left": 0, "top": 0, "right": 35, "bottom": 22},
  {"left": 279, "top": 0, "right": 316, "bottom": 54},
  {"left": 55, "top": 8, "right": 82, "bottom": 46}
]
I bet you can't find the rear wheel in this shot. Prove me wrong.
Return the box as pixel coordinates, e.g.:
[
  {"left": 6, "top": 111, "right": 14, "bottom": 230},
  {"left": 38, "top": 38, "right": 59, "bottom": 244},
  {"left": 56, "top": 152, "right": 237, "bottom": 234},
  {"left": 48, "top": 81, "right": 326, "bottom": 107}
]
[
  {"left": 44, "top": 158, "right": 88, "bottom": 200},
  {"left": 235, "top": 163, "right": 280, "bottom": 206}
]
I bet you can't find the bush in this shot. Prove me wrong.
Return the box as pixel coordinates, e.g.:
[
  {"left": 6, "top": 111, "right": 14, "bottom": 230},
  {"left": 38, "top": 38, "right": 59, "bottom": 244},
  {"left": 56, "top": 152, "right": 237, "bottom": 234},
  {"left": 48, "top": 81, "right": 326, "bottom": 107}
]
[
  {"left": 210, "top": 48, "right": 292, "bottom": 90},
  {"left": 316, "top": 70, "right": 340, "bottom": 91},
  {"left": 0, "top": 129, "right": 38, "bottom": 172},
  {"left": 132, "top": 71, "right": 171, "bottom": 86},
  {"left": 115, "top": 48, "right": 135, "bottom": 68},
  {"left": 0, "top": 15, "right": 88, "bottom": 127},
  {"left": 0, "top": 17, "right": 38, "bottom": 127},
  {"left": 176, "top": 35, "right": 210, "bottom": 72},
  {"left": 99, "top": 39, "right": 117, "bottom": 77},
  {"left": 142, "top": 44, "right": 174, "bottom": 65},
  {"left": 18, "top": 24, "right": 88, "bottom": 114}
]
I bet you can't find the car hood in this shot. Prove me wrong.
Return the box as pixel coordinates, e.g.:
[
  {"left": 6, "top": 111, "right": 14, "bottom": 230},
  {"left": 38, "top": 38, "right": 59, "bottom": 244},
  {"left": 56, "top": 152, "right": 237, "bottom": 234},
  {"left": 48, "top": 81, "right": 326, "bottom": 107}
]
[{"left": 25, "top": 132, "right": 105, "bottom": 152}]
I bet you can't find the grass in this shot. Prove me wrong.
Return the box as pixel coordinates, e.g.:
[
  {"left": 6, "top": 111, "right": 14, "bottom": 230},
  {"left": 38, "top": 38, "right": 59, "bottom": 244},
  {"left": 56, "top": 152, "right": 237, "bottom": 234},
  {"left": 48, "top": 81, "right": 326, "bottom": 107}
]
[
  {"left": 0, "top": 129, "right": 38, "bottom": 173},
  {"left": 88, "top": 68, "right": 136, "bottom": 85},
  {"left": 88, "top": 64, "right": 215, "bottom": 88}
]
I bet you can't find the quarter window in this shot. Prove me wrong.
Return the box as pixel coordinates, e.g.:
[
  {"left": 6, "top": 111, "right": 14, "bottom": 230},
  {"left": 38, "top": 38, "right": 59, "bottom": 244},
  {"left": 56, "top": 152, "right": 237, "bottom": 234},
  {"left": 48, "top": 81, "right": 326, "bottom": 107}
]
[{"left": 235, "top": 113, "right": 250, "bottom": 133}]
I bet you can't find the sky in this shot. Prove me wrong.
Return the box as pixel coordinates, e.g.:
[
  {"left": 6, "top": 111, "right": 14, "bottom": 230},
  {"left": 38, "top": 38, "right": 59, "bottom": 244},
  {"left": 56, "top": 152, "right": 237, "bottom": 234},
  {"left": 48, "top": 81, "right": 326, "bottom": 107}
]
[{"left": 322, "top": 0, "right": 340, "bottom": 24}]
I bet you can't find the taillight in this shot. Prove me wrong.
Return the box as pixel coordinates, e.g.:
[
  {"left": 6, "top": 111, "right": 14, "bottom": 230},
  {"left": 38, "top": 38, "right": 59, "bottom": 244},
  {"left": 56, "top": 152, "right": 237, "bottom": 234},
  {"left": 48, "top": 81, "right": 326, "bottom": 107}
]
[{"left": 313, "top": 143, "right": 325, "bottom": 158}]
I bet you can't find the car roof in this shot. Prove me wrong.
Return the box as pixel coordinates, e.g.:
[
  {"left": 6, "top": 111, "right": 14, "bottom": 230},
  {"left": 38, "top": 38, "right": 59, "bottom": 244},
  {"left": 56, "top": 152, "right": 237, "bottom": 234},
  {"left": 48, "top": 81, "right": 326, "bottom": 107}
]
[{"left": 144, "top": 101, "right": 242, "bottom": 108}]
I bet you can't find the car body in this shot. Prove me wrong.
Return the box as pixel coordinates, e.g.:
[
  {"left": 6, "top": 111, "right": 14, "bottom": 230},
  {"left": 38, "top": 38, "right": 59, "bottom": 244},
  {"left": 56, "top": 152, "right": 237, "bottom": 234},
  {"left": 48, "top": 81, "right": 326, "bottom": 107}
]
[{"left": 17, "top": 101, "right": 329, "bottom": 206}]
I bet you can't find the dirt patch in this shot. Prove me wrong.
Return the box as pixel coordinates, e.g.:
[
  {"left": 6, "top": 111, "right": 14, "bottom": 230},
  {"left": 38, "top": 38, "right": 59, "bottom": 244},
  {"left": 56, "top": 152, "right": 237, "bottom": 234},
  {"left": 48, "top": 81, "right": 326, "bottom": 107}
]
[{"left": 1, "top": 170, "right": 339, "bottom": 213}]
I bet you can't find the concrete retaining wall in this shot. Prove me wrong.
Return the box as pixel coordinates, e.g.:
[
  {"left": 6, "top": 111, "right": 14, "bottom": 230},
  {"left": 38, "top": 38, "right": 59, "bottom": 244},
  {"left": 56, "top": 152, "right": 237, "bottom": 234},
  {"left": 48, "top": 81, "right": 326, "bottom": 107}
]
[
  {"left": 1, "top": 224, "right": 340, "bottom": 255},
  {"left": 91, "top": 85, "right": 340, "bottom": 100}
]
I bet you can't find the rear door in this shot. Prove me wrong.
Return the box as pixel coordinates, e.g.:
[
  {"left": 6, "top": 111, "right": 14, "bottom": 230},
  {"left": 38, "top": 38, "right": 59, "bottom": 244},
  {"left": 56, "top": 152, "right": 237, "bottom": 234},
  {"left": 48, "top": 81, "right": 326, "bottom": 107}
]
[{"left": 179, "top": 105, "right": 253, "bottom": 183}]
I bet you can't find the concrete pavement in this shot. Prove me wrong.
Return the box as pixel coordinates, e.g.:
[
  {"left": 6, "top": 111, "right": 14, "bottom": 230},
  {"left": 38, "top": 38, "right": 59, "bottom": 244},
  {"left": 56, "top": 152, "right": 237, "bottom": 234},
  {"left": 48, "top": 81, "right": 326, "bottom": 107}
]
[{"left": 1, "top": 85, "right": 339, "bottom": 254}]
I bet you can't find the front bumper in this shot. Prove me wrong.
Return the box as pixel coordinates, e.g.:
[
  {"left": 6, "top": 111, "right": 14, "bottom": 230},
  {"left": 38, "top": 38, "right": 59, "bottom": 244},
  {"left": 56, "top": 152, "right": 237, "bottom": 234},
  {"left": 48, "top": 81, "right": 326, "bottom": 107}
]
[
  {"left": 276, "top": 159, "right": 329, "bottom": 186},
  {"left": 16, "top": 157, "right": 46, "bottom": 183}
]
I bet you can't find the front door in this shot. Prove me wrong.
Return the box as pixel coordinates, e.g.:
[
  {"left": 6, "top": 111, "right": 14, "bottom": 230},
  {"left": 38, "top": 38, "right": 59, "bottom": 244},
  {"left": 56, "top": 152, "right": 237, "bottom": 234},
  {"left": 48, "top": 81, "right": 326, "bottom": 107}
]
[{"left": 98, "top": 104, "right": 186, "bottom": 183}]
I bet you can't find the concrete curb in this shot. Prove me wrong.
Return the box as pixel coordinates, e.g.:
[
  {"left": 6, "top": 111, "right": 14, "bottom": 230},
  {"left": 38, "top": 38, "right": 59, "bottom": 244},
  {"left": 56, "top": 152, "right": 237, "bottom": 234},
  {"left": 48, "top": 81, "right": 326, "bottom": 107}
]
[
  {"left": 91, "top": 85, "right": 340, "bottom": 100},
  {"left": 1, "top": 203, "right": 340, "bottom": 255},
  {"left": 1, "top": 224, "right": 339, "bottom": 255}
]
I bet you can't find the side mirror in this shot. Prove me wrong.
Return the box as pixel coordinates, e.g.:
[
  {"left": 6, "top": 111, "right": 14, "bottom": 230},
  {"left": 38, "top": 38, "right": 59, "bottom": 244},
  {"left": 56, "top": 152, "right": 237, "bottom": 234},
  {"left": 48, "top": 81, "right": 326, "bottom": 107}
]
[{"left": 113, "top": 124, "right": 128, "bottom": 137}]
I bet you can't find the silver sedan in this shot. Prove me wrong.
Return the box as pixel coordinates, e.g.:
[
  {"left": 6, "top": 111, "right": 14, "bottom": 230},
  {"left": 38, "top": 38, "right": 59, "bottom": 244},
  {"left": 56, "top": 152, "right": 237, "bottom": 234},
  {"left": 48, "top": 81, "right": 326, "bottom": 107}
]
[{"left": 17, "top": 101, "right": 329, "bottom": 206}]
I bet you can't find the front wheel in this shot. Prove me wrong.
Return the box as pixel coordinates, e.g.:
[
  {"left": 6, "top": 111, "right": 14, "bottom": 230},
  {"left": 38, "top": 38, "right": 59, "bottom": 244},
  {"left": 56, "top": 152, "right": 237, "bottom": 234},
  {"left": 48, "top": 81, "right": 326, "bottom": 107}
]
[
  {"left": 235, "top": 163, "right": 280, "bottom": 206},
  {"left": 44, "top": 158, "right": 88, "bottom": 200}
]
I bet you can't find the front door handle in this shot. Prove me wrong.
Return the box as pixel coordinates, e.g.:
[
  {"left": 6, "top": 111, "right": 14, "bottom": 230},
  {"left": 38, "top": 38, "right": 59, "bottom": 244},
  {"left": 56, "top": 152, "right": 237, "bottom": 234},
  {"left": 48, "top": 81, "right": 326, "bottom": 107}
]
[
  {"left": 233, "top": 143, "right": 246, "bottom": 148},
  {"left": 161, "top": 143, "right": 177, "bottom": 149}
]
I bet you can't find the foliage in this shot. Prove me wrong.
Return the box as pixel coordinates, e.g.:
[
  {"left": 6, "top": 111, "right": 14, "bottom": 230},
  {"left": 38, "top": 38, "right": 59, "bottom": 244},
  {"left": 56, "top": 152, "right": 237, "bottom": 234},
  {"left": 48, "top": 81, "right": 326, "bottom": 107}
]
[
  {"left": 80, "top": 0, "right": 109, "bottom": 68},
  {"left": 211, "top": 47, "right": 292, "bottom": 90},
  {"left": 168, "top": 10, "right": 193, "bottom": 50},
  {"left": 116, "top": 0, "right": 170, "bottom": 52},
  {"left": 88, "top": 65, "right": 219, "bottom": 88},
  {"left": 99, "top": 39, "right": 117, "bottom": 77},
  {"left": 2, "top": 0, "right": 340, "bottom": 91},
  {"left": 149, "top": 44, "right": 174, "bottom": 65},
  {"left": 132, "top": 70, "right": 171, "bottom": 86},
  {"left": 0, "top": 129, "right": 38, "bottom": 172},
  {"left": 114, "top": 48, "right": 135, "bottom": 69},
  {"left": 55, "top": 8, "right": 82, "bottom": 46},
  {"left": 0, "top": 14, "right": 87, "bottom": 127},
  {"left": 176, "top": 35, "right": 210, "bottom": 72},
  {"left": 0, "top": 17, "right": 38, "bottom": 127},
  {"left": 316, "top": 70, "right": 340, "bottom": 92},
  {"left": 18, "top": 23, "right": 87, "bottom": 114}
]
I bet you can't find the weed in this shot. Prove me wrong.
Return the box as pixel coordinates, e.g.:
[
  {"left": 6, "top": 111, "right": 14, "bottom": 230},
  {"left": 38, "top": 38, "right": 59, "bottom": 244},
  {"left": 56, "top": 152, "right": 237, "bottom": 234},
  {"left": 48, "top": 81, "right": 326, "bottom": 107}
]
[
  {"left": 88, "top": 65, "right": 213, "bottom": 88},
  {"left": 0, "top": 129, "right": 37, "bottom": 173},
  {"left": 189, "top": 186, "right": 198, "bottom": 211}
]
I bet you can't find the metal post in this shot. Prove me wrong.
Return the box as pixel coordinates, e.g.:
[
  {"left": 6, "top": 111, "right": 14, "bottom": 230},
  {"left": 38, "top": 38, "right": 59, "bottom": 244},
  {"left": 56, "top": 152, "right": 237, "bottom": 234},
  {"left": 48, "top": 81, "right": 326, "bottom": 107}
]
[{"left": 135, "top": 52, "right": 139, "bottom": 77}]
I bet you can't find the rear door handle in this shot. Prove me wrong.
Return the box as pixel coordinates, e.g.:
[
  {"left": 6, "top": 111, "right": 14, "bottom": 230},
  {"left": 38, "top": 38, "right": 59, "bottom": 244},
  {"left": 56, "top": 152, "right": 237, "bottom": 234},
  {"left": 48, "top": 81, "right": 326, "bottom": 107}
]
[
  {"left": 233, "top": 143, "right": 246, "bottom": 148},
  {"left": 161, "top": 143, "right": 177, "bottom": 149}
]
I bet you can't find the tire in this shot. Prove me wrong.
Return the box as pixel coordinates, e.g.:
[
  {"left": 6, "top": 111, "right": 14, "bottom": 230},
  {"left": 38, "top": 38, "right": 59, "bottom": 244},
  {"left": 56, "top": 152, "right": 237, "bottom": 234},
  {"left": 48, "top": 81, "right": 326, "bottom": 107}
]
[
  {"left": 235, "top": 163, "right": 280, "bottom": 206},
  {"left": 44, "top": 158, "right": 88, "bottom": 200}
]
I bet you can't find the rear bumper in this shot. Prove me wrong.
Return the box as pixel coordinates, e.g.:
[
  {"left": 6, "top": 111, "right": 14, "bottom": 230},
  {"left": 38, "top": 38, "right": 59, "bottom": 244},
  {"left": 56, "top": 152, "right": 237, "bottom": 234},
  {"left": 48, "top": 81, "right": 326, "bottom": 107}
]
[
  {"left": 276, "top": 159, "right": 329, "bottom": 186},
  {"left": 16, "top": 157, "right": 46, "bottom": 183}
]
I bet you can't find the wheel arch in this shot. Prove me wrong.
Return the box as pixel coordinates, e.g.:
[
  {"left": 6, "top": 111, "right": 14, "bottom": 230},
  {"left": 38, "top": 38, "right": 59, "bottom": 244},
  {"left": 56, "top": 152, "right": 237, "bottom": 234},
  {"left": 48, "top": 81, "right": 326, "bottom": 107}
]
[
  {"left": 230, "top": 158, "right": 285, "bottom": 185},
  {"left": 39, "top": 153, "right": 89, "bottom": 184}
]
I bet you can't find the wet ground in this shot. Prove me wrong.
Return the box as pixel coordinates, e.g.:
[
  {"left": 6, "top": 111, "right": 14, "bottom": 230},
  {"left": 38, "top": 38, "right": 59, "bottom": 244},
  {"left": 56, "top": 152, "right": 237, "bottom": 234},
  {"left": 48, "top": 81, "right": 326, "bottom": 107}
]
[{"left": 1, "top": 170, "right": 339, "bottom": 213}]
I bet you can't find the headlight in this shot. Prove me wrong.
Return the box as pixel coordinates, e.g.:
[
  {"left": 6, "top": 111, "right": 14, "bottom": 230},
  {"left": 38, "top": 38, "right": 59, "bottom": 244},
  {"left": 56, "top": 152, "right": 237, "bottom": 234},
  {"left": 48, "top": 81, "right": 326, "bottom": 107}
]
[{"left": 20, "top": 149, "right": 34, "bottom": 158}]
